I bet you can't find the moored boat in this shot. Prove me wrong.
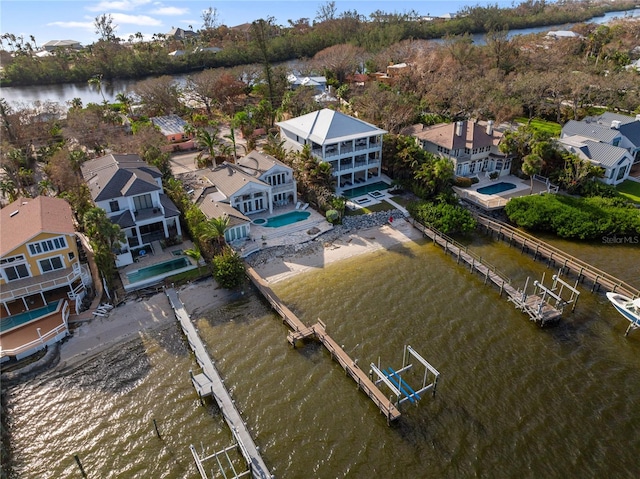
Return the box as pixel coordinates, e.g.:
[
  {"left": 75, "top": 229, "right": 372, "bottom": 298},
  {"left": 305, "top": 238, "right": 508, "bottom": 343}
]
[{"left": 606, "top": 292, "right": 640, "bottom": 336}]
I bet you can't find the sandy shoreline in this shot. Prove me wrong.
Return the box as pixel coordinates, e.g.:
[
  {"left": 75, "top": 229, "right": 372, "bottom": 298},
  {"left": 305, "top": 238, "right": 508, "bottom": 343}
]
[
  {"left": 250, "top": 218, "right": 424, "bottom": 284},
  {"left": 47, "top": 219, "right": 423, "bottom": 369}
]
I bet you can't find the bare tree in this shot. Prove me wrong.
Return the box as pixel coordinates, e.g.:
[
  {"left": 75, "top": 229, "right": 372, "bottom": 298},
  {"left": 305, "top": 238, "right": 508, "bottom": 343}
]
[
  {"left": 94, "top": 14, "right": 118, "bottom": 42},
  {"left": 132, "top": 75, "right": 183, "bottom": 116},
  {"left": 315, "top": 1, "right": 337, "bottom": 23}
]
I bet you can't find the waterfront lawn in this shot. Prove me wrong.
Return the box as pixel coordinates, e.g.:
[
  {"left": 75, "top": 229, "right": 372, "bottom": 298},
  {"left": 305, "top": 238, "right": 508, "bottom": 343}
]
[
  {"left": 617, "top": 180, "right": 640, "bottom": 204},
  {"left": 515, "top": 117, "right": 561, "bottom": 136},
  {"left": 346, "top": 200, "right": 395, "bottom": 215}
]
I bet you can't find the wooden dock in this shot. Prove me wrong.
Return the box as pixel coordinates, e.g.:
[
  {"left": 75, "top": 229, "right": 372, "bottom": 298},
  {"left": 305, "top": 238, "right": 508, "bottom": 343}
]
[
  {"left": 245, "top": 267, "right": 401, "bottom": 423},
  {"left": 474, "top": 213, "right": 640, "bottom": 299},
  {"left": 412, "top": 220, "right": 565, "bottom": 326},
  {"left": 165, "top": 288, "right": 272, "bottom": 479}
]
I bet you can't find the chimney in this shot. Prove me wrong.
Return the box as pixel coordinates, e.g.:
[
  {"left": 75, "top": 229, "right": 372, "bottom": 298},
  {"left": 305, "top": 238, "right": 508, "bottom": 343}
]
[
  {"left": 486, "top": 120, "right": 494, "bottom": 136},
  {"left": 611, "top": 120, "right": 621, "bottom": 130},
  {"left": 455, "top": 121, "right": 464, "bottom": 137}
]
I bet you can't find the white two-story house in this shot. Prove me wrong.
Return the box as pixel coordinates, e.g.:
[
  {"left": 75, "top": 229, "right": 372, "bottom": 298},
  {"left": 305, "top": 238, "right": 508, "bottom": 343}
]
[
  {"left": 195, "top": 150, "right": 297, "bottom": 242},
  {"left": 81, "top": 154, "right": 182, "bottom": 267},
  {"left": 276, "top": 108, "right": 387, "bottom": 193},
  {"left": 1, "top": 196, "right": 91, "bottom": 362}
]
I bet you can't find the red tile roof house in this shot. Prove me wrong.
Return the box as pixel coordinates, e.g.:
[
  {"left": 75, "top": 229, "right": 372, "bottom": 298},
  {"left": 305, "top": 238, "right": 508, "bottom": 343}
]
[
  {"left": 0, "top": 196, "right": 92, "bottom": 362},
  {"left": 401, "top": 119, "right": 513, "bottom": 178}
]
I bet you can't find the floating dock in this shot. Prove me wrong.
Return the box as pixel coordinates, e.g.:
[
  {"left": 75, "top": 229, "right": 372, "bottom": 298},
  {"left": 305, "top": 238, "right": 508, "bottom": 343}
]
[
  {"left": 245, "top": 267, "right": 401, "bottom": 423},
  {"left": 165, "top": 288, "right": 272, "bottom": 479}
]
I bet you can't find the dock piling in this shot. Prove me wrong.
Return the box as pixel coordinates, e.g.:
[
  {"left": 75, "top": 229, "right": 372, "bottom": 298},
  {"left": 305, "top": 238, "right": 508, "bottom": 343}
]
[{"left": 73, "top": 454, "right": 87, "bottom": 478}]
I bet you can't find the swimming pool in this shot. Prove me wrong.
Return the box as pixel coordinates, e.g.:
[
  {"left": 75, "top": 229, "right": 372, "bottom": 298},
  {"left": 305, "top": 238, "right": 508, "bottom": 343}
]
[
  {"left": 476, "top": 182, "right": 517, "bottom": 195},
  {"left": 126, "top": 257, "right": 193, "bottom": 284},
  {"left": 1, "top": 300, "right": 61, "bottom": 333},
  {"left": 262, "top": 211, "right": 310, "bottom": 228},
  {"left": 342, "top": 181, "right": 390, "bottom": 199}
]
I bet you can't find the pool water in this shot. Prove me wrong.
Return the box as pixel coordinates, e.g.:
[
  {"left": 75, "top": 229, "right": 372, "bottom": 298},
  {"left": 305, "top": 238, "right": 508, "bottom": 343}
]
[
  {"left": 263, "top": 211, "right": 310, "bottom": 228},
  {"left": 342, "top": 181, "right": 390, "bottom": 199},
  {"left": 0, "top": 301, "right": 61, "bottom": 333},
  {"left": 477, "top": 182, "right": 517, "bottom": 195},
  {"left": 126, "top": 257, "right": 191, "bottom": 284}
]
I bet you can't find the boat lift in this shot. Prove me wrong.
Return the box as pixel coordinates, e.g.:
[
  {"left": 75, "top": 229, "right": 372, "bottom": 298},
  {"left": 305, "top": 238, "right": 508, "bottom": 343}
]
[
  {"left": 510, "top": 271, "right": 580, "bottom": 326},
  {"left": 190, "top": 430, "right": 254, "bottom": 479},
  {"left": 370, "top": 345, "right": 440, "bottom": 409}
]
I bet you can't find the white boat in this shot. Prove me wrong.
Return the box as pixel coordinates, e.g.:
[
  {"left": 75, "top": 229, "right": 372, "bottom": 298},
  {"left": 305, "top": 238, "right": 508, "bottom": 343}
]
[{"left": 606, "top": 292, "right": 640, "bottom": 336}]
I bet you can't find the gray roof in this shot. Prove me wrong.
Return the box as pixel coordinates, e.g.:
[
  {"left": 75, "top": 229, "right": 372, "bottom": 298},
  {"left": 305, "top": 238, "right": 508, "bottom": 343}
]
[
  {"left": 561, "top": 120, "right": 621, "bottom": 144},
  {"left": 276, "top": 108, "right": 386, "bottom": 145},
  {"left": 111, "top": 210, "right": 136, "bottom": 229},
  {"left": 151, "top": 114, "right": 188, "bottom": 136},
  {"left": 199, "top": 194, "right": 250, "bottom": 227},
  {"left": 200, "top": 163, "right": 269, "bottom": 199},
  {"left": 160, "top": 194, "right": 180, "bottom": 218},
  {"left": 81, "top": 154, "right": 162, "bottom": 202},
  {"left": 559, "top": 136, "right": 632, "bottom": 168},
  {"left": 236, "top": 150, "right": 290, "bottom": 177}
]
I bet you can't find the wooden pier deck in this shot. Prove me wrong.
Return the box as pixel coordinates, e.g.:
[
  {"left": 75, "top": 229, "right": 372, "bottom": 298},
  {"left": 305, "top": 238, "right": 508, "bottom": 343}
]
[
  {"left": 413, "top": 221, "right": 563, "bottom": 326},
  {"left": 474, "top": 213, "right": 640, "bottom": 299},
  {"left": 165, "top": 288, "right": 272, "bottom": 479},
  {"left": 246, "top": 267, "right": 401, "bottom": 423}
]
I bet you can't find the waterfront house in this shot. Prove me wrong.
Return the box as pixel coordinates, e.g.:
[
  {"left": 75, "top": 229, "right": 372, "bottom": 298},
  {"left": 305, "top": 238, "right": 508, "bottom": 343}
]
[
  {"left": 0, "top": 196, "right": 91, "bottom": 362},
  {"left": 81, "top": 154, "right": 182, "bottom": 267},
  {"left": 193, "top": 150, "right": 297, "bottom": 242},
  {"left": 558, "top": 136, "right": 633, "bottom": 185},
  {"left": 561, "top": 113, "right": 640, "bottom": 183},
  {"left": 288, "top": 74, "right": 328, "bottom": 92},
  {"left": 276, "top": 109, "right": 387, "bottom": 192},
  {"left": 401, "top": 120, "right": 512, "bottom": 178}
]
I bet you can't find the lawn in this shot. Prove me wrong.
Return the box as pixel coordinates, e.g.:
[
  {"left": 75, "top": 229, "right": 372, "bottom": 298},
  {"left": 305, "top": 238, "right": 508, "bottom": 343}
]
[
  {"left": 617, "top": 179, "right": 640, "bottom": 204},
  {"left": 515, "top": 117, "right": 562, "bottom": 136},
  {"left": 345, "top": 200, "right": 395, "bottom": 215}
]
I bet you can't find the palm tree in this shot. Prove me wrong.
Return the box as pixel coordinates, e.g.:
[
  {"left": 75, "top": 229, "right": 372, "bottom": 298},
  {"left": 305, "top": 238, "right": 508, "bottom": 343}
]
[
  {"left": 522, "top": 153, "right": 543, "bottom": 193},
  {"left": 198, "top": 215, "right": 230, "bottom": 255},
  {"left": 0, "top": 179, "right": 18, "bottom": 203},
  {"left": 184, "top": 245, "right": 204, "bottom": 274},
  {"left": 115, "top": 92, "right": 133, "bottom": 115},
  {"left": 88, "top": 75, "right": 107, "bottom": 103},
  {"left": 38, "top": 179, "right": 55, "bottom": 196},
  {"left": 195, "top": 127, "right": 219, "bottom": 163}
]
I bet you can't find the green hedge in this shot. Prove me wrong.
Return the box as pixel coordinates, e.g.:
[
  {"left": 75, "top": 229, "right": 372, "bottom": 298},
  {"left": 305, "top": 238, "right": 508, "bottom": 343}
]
[{"left": 504, "top": 194, "right": 640, "bottom": 239}]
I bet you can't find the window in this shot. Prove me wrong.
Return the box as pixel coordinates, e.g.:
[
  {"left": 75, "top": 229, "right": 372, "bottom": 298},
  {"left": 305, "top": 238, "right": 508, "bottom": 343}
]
[
  {"left": 39, "top": 256, "right": 64, "bottom": 273},
  {"left": 133, "top": 194, "right": 153, "bottom": 211},
  {"left": 28, "top": 236, "right": 68, "bottom": 256},
  {"left": 2, "top": 255, "right": 30, "bottom": 281},
  {"left": 109, "top": 200, "right": 120, "bottom": 212}
]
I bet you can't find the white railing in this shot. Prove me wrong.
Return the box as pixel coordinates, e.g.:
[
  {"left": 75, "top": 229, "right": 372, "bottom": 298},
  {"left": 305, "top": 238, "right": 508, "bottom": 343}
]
[
  {"left": 0, "top": 300, "right": 69, "bottom": 360},
  {"left": 0, "top": 263, "right": 83, "bottom": 303}
]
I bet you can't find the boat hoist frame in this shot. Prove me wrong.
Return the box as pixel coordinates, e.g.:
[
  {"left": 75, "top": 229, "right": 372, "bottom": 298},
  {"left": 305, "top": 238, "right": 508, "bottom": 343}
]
[{"left": 370, "top": 345, "right": 440, "bottom": 409}]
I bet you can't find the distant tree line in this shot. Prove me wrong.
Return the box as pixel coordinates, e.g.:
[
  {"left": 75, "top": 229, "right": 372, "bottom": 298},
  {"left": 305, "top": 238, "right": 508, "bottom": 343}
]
[{"left": 0, "top": 0, "right": 636, "bottom": 86}]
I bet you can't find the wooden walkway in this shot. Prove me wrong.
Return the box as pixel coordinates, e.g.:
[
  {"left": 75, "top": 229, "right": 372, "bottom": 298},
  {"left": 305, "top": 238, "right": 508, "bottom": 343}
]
[
  {"left": 474, "top": 213, "right": 640, "bottom": 299},
  {"left": 413, "top": 221, "right": 563, "bottom": 326},
  {"left": 245, "top": 267, "right": 401, "bottom": 423},
  {"left": 165, "top": 288, "right": 272, "bottom": 479}
]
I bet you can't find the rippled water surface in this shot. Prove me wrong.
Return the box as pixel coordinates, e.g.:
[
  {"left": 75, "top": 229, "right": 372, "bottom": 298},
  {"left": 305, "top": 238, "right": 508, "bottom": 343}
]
[{"left": 3, "top": 232, "right": 640, "bottom": 478}]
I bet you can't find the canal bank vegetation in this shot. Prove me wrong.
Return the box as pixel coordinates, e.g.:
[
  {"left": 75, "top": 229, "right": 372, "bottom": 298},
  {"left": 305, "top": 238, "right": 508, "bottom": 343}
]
[
  {"left": 504, "top": 194, "right": 640, "bottom": 240},
  {"left": 0, "top": 1, "right": 637, "bottom": 87}
]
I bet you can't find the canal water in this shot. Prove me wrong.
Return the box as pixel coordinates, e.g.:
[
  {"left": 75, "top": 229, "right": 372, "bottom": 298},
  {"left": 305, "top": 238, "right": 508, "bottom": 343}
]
[{"left": 3, "top": 229, "right": 639, "bottom": 478}]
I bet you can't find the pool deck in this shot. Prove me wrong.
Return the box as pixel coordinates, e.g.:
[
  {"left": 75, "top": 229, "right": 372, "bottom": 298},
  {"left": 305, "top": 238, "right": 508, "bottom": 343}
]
[
  {"left": 119, "top": 239, "right": 199, "bottom": 291},
  {"left": 234, "top": 204, "right": 333, "bottom": 258},
  {"left": 453, "top": 174, "right": 551, "bottom": 210}
]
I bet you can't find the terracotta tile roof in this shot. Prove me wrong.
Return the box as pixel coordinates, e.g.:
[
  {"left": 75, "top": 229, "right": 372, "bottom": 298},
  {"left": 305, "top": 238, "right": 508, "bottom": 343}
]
[
  {"left": 0, "top": 196, "right": 75, "bottom": 256},
  {"left": 402, "top": 120, "right": 502, "bottom": 150}
]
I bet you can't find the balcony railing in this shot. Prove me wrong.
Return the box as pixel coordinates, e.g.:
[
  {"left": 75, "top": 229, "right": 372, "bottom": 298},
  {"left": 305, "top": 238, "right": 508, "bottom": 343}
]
[
  {"left": 270, "top": 182, "right": 295, "bottom": 194},
  {"left": 0, "top": 263, "right": 83, "bottom": 303}
]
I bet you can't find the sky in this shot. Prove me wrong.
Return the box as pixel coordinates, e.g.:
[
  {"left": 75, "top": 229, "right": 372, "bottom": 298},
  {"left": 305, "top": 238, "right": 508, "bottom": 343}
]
[{"left": 0, "top": 0, "right": 517, "bottom": 47}]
